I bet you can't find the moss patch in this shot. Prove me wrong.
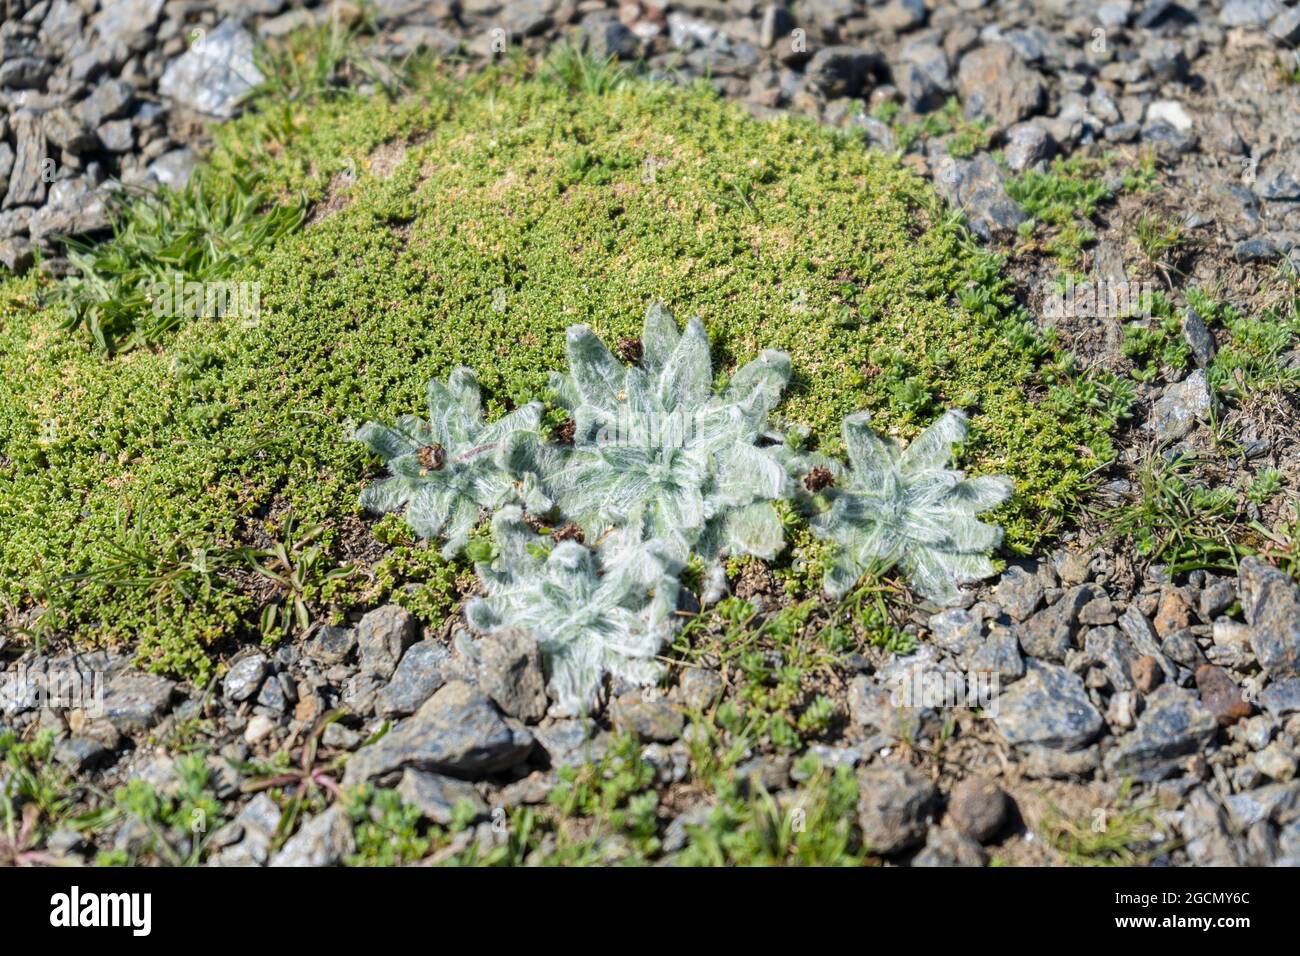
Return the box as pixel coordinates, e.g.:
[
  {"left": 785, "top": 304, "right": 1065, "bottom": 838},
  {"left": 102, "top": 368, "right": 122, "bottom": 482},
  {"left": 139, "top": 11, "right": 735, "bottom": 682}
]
[{"left": 0, "top": 64, "right": 1114, "bottom": 678}]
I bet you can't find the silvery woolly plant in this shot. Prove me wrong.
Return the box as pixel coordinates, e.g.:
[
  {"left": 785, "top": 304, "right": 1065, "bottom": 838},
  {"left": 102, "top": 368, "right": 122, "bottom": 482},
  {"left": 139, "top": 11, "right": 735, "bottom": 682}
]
[
  {"left": 354, "top": 368, "right": 545, "bottom": 558},
  {"left": 464, "top": 507, "right": 680, "bottom": 716},
  {"left": 513, "top": 303, "right": 793, "bottom": 596},
  {"left": 797, "top": 409, "right": 1013, "bottom": 606}
]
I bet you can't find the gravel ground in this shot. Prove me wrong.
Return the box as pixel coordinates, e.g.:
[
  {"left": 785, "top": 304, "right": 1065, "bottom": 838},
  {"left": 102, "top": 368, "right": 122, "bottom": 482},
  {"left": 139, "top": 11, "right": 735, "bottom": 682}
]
[{"left": 3, "top": 0, "right": 1300, "bottom": 866}]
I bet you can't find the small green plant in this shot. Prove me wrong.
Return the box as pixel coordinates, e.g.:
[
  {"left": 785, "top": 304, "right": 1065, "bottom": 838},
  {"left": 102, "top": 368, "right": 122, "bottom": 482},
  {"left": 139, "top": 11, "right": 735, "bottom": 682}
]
[
  {"left": 1246, "top": 468, "right": 1284, "bottom": 506},
  {"left": 521, "top": 304, "right": 793, "bottom": 588},
  {"left": 345, "top": 785, "right": 431, "bottom": 866},
  {"left": 79, "top": 753, "right": 225, "bottom": 866},
  {"left": 799, "top": 410, "right": 1012, "bottom": 604},
  {"left": 355, "top": 368, "right": 544, "bottom": 558},
  {"left": 466, "top": 507, "right": 679, "bottom": 716},
  {"left": 1101, "top": 454, "right": 1242, "bottom": 574},
  {"left": 1133, "top": 214, "right": 1187, "bottom": 285},
  {"left": 240, "top": 709, "right": 347, "bottom": 840}
]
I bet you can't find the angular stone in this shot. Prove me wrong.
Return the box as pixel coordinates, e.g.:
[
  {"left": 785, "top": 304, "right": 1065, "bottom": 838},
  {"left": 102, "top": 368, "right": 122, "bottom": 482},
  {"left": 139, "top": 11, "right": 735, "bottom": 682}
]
[
  {"left": 76, "top": 80, "right": 135, "bottom": 128},
  {"left": 397, "top": 769, "right": 488, "bottom": 825},
  {"left": 91, "top": 0, "right": 165, "bottom": 50},
  {"left": 159, "top": 20, "right": 265, "bottom": 119},
  {"left": 41, "top": 108, "right": 97, "bottom": 154},
  {"left": 3, "top": 113, "right": 46, "bottom": 209},
  {"left": 677, "top": 668, "right": 722, "bottom": 711},
  {"left": 1150, "top": 368, "right": 1214, "bottom": 442},
  {"left": 268, "top": 805, "right": 354, "bottom": 867},
  {"left": 343, "top": 681, "right": 534, "bottom": 784},
  {"left": 911, "top": 826, "right": 986, "bottom": 866},
  {"left": 857, "top": 763, "right": 936, "bottom": 855},
  {"left": 993, "top": 660, "right": 1103, "bottom": 751},
  {"left": 804, "top": 45, "right": 886, "bottom": 98},
  {"left": 1103, "top": 684, "right": 1218, "bottom": 782},
  {"left": 993, "top": 566, "right": 1043, "bottom": 622},
  {"left": 375, "top": 640, "right": 450, "bottom": 718},
  {"left": 1019, "top": 585, "right": 1093, "bottom": 662},
  {"left": 609, "top": 692, "right": 684, "bottom": 742},
  {"left": 305, "top": 625, "right": 355, "bottom": 665},
  {"left": 933, "top": 153, "right": 1026, "bottom": 242},
  {"left": 1084, "top": 625, "right": 1140, "bottom": 692},
  {"left": 1259, "top": 677, "right": 1300, "bottom": 718},
  {"left": 531, "top": 718, "right": 610, "bottom": 768},
  {"left": 213, "top": 793, "right": 281, "bottom": 867},
  {"left": 476, "top": 628, "right": 547, "bottom": 723},
  {"left": 357, "top": 604, "right": 418, "bottom": 679},
  {"left": 101, "top": 672, "right": 176, "bottom": 734},
  {"left": 223, "top": 654, "right": 269, "bottom": 702},
  {"left": 1239, "top": 556, "right": 1300, "bottom": 677},
  {"left": 956, "top": 43, "right": 1045, "bottom": 130},
  {"left": 1182, "top": 306, "right": 1216, "bottom": 368}
]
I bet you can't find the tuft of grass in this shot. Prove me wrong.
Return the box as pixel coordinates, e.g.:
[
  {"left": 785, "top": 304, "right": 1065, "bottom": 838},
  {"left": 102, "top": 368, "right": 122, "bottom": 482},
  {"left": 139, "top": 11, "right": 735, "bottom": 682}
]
[
  {"left": 1041, "top": 783, "right": 1171, "bottom": 866},
  {"left": 1133, "top": 213, "right": 1187, "bottom": 285},
  {"left": 1100, "top": 454, "right": 1243, "bottom": 575},
  {"left": 1007, "top": 155, "right": 1113, "bottom": 270},
  {"left": 54, "top": 168, "right": 304, "bottom": 353}
]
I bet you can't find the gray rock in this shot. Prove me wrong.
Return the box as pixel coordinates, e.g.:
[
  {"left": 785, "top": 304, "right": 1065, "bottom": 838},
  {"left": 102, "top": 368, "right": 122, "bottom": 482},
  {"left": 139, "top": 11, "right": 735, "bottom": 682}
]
[
  {"left": 0, "top": 237, "right": 35, "bottom": 274},
  {"left": 857, "top": 763, "right": 936, "bottom": 855},
  {"left": 1234, "top": 237, "right": 1278, "bottom": 263},
  {"left": 933, "top": 153, "right": 1026, "bottom": 242},
  {"left": 96, "top": 120, "right": 134, "bottom": 153},
  {"left": 223, "top": 654, "right": 269, "bottom": 702},
  {"left": 581, "top": 14, "right": 640, "bottom": 60},
  {"left": 609, "top": 692, "right": 684, "bottom": 742},
  {"left": 2, "top": 112, "right": 46, "bottom": 209},
  {"left": 476, "top": 629, "right": 547, "bottom": 723},
  {"left": 804, "top": 45, "right": 885, "bottom": 99},
  {"left": 964, "top": 626, "right": 1025, "bottom": 682},
  {"left": 1239, "top": 556, "right": 1300, "bottom": 677},
  {"left": 1084, "top": 625, "right": 1140, "bottom": 692},
  {"left": 1220, "top": 0, "right": 1280, "bottom": 28},
  {"left": 53, "top": 735, "right": 113, "bottom": 772},
  {"left": 376, "top": 640, "right": 450, "bottom": 718},
  {"left": 928, "top": 607, "right": 982, "bottom": 655},
  {"left": 1103, "top": 684, "right": 1218, "bottom": 782},
  {"left": 305, "top": 625, "right": 355, "bottom": 665},
  {"left": 397, "top": 768, "right": 488, "bottom": 825},
  {"left": 956, "top": 43, "right": 1045, "bottom": 130},
  {"left": 101, "top": 672, "right": 176, "bottom": 734},
  {"left": 1182, "top": 306, "right": 1216, "bottom": 367},
  {"left": 91, "top": 0, "right": 165, "bottom": 50},
  {"left": 269, "top": 805, "right": 354, "bottom": 867},
  {"left": 148, "top": 148, "right": 198, "bottom": 191},
  {"left": 213, "top": 793, "right": 281, "bottom": 867},
  {"left": 947, "top": 776, "right": 1009, "bottom": 843},
  {"left": 532, "top": 718, "right": 610, "bottom": 768},
  {"left": 1118, "top": 606, "right": 1178, "bottom": 682},
  {"left": 1271, "top": 6, "right": 1300, "bottom": 43},
  {"left": 1182, "top": 788, "right": 1241, "bottom": 866},
  {"left": 677, "top": 668, "right": 722, "bottom": 711},
  {"left": 1150, "top": 368, "right": 1213, "bottom": 442},
  {"left": 1020, "top": 585, "right": 1093, "bottom": 662},
  {"left": 76, "top": 80, "right": 135, "bottom": 128},
  {"left": 1260, "top": 677, "right": 1300, "bottom": 718},
  {"left": 159, "top": 20, "right": 265, "bottom": 119},
  {"left": 994, "top": 660, "right": 1103, "bottom": 751},
  {"left": 1003, "top": 122, "right": 1054, "bottom": 173},
  {"left": 41, "top": 109, "right": 96, "bottom": 154},
  {"left": 28, "top": 187, "right": 111, "bottom": 243},
  {"left": 911, "top": 826, "right": 986, "bottom": 866},
  {"left": 1256, "top": 168, "right": 1300, "bottom": 202},
  {"left": 1224, "top": 781, "right": 1300, "bottom": 829},
  {"left": 760, "top": 5, "right": 795, "bottom": 49},
  {"left": 357, "top": 604, "right": 418, "bottom": 679},
  {"left": 343, "top": 681, "right": 534, "bottom": 784},
  {"left": 993, "top": 566, "right": 1044, "bottom": 622}
]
